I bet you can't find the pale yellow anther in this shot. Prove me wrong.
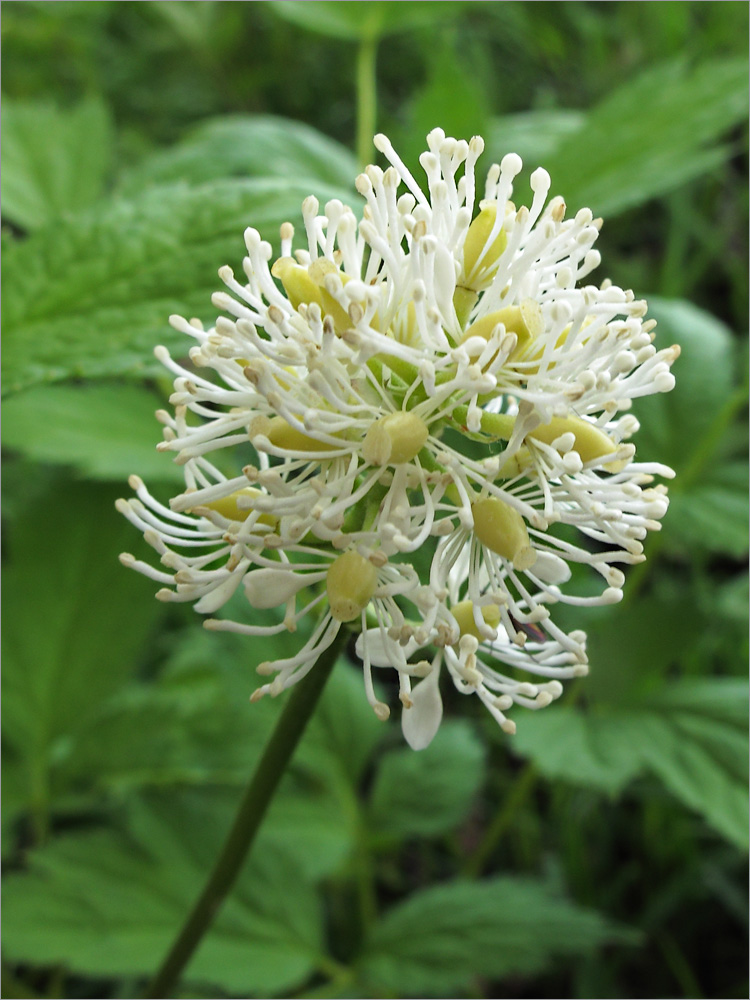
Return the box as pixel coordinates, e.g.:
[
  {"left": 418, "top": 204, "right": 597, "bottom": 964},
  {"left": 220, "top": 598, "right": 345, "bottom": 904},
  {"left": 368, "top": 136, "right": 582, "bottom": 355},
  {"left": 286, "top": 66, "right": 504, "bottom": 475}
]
[
  {"left": 204, "top": 488, "right": 277, "bottom": 526},
  {"left": 362, "top": 412, "right": 429, "bottom": 466},
  {"left": 452, "top": 600, "right": 501, "bottom": 640},
  {"left": 471, "top": 497, "right": 537, "bottom": 570},
  {"left": 527, "top": 416, "right": 622, "bottom": 469},
  {"left": 271, "top": 257, "right": 323, "bottom": 312},
  {"left": 460, "top": 204, "right": 508, "bottom": 288},
  {"left": 326, "top": 551, "right": 378, "bottom": 622}
]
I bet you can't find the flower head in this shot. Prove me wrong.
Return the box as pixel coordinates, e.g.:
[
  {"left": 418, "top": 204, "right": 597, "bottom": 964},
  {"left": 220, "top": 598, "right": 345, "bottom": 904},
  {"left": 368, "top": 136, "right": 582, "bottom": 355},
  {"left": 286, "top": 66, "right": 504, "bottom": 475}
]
[{"left": 119, "top": 128, "right": 678, "bottom": 748}]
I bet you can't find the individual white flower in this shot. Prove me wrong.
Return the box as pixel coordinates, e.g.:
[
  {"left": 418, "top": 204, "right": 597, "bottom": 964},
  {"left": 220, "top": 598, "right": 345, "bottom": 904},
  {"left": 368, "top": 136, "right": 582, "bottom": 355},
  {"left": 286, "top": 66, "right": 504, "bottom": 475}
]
[
  {"left": 119, "top": 127, "right": 678, "bottom": 747},
  {"left": 357, "top": 528, "right": 588, "bottom": 748}
]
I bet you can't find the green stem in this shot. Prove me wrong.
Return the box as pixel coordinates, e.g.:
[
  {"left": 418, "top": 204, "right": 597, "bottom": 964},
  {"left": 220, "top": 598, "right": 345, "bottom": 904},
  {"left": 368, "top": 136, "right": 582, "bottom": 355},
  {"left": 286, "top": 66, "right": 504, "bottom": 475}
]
[
  {"left": 356, "top": 37, "right": 378, "bottom": 169},
  {"left": 142, "top": 630, "right": 347, "bottom": 999},
  {"left": 462, "top": 763, "right": 538, "bottom": 878}
]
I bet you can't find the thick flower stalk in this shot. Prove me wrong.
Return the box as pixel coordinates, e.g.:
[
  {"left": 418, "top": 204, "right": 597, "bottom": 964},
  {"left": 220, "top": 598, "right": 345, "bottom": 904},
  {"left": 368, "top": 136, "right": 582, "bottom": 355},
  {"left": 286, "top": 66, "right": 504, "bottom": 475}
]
[{"left": 119, "top": 128, "right": 678, "bottom": 749}]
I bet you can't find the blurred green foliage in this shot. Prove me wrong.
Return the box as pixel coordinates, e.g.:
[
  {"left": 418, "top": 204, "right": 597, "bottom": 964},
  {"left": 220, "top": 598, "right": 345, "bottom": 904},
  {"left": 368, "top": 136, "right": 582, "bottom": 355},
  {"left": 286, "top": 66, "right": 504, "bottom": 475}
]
[{"left": 2, "top": 3, "right": 748, "bottom": 999}]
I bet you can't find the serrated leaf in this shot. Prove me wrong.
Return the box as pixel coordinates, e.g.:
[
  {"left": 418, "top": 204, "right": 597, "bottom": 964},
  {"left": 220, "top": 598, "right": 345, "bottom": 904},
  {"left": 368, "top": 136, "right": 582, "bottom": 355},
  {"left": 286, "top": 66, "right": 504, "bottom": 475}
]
[
  {"left": 367, "top": 720, "right": 485, "bottom": 838},
  {"left": 514, "top": 679, "right": 749, "bottom": 849},
  {"left": 119, "top": 114, "right": 358, "bottom": 195},
  {"left": 266, "top": 0, "right": 463, "bottom": 41},
  {"left": 2, "top": 793, "right": 324, "bottom": 995},
  {"left": 2, "top": 176, "right": 354, "bottom": 396},
  {"left": 544, "top": 58, "right": 748, "bottom": 216},
  {"left": 359, "top": 877, "right": 636, "bottom": 996},
  {"left": 56, "top": 630, "right": 365, "bottom": 879},
  {"left": 2, "top": 479, "right": 164, "bottom": 815},
  {"left": 1, "top": 383, "right": 183, "bottom": 483},
  {"left": 1, "top": 95, "right": 113, "bottom": 230},
  {"left": 513, "top": 707, "right": 642, "bottom": 796}
]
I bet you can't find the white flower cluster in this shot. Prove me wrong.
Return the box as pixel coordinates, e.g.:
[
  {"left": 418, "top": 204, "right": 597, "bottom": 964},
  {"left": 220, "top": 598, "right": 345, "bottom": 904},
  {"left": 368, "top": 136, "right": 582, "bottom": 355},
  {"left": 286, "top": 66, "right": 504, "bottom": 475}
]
[{"left": 119, "top": 129, "right": 678, "bottom": 749}]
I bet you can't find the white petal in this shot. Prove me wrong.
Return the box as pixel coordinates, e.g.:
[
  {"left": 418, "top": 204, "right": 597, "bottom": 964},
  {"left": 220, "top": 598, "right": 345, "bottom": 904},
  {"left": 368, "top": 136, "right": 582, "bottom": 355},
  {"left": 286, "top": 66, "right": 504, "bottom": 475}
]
[
  {"left": 402, "top": 667, "right": 443, "bottom": 750},
  {"left": 530, "top": 551, "right": 571, "bottom": 584},
  {"left": 243, "top": 568, "right": 312, "bottom": 609},
  {"left": 356, "top": 628, "right": 419, "bottom": 668}
]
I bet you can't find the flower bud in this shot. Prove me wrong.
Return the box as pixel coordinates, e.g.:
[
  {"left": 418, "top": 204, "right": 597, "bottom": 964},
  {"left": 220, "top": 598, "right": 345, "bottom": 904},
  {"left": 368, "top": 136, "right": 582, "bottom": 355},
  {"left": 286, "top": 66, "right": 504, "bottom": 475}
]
[
  {"left": 205, "top": 487, "right": 277, "bottom": 526},
  {"left": 362, "top": 412, "right": 429, "bottom": 466},
  {"left": 471, "top": 497, "right": 537, "bottom": 570},
  {"left": 271, "top": 257, "right": 323, "bottom": 311},
  {"left": 326, "top": 551, "right": 378, "bottom": 622},
  {"left": 527, "top": 415, "right": 621, "bottom": 468},
  {"left": 451, "top": 600, "right": 501, "bottom": 639},
  {"left": 253, "top": 415, "right": 339, "bottom": 454},
  {"left": 460, "top": 204, "right": 508, "bottom": 288},
  {"left": 308, "top": 257, "right": 352, "bottom": 332},
  {"left": 460, "top": 301, "right": 544, "bottom": 365}
]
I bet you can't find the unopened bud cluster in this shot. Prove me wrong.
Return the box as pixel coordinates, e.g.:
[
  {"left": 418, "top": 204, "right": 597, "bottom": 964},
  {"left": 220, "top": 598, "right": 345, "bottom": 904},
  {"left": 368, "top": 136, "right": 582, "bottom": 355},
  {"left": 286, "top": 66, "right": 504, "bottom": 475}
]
[{"left": 119, "top": 129, "right": 678, "bottom": 749}]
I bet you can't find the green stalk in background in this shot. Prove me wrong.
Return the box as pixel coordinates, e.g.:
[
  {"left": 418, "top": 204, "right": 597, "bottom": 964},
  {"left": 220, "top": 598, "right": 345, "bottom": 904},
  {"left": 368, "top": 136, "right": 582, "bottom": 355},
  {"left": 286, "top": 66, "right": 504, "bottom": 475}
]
[{"left": 356, "top": 35, "right": 378, "bottom": 169}]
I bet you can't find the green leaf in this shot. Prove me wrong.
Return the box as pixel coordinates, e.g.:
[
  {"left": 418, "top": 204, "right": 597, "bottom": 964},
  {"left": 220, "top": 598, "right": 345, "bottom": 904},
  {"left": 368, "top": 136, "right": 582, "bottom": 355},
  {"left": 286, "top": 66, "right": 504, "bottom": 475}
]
[
  {"left": 513, "top": 679, "right": 749, "bottom": 849},
  {"left": 367, "top": 721, "right": 485, "bottom": 838},
  {"left": 2, "top": 793, "right": 324, "bottom": 995},
  {"left": 266, "top": 0, "right": 463, "bottom": 41},
  {"left": 2, "top": 176, "right": 354, "bottom": 396},
  {"left": 632, "top": 297, "right": 748, "bottom": 556},
  {"left": 514, "top": 707, "right": 642, "bottom": 796},
  {"left": 303, "top": 660, "right": 386, "bottom": 785},
  {"left": 1, "top": 383, "right": 183, "bottom": 484},
  {"left": 544, "top": 58, "right": 748, "bottom": 216},
  {"left": 56, "top": 631, "right": 367, "bottom": 879},
  {"left": 359, "top": 877, "right": 636, "bottom": 996},
  {"left": 2, "top": 478, "right": 165, "bottom": 823},
  {"left": 635, "top": 297, "right": 736, "bottom": 469},
  {"left": 486, "top": 109, "right": 585, "bottom": 166},
  {"left": 119, "top": 115, "right": 358, "bottom": 196},
  {"left": 404, "top": 39, "right": 491, "bottom": 171},
  {"left": 2, "top": 95, "right": 113, "bottom": 231},
  {"left": 667, "top": 461, "right": 749, "bottom": 557}
]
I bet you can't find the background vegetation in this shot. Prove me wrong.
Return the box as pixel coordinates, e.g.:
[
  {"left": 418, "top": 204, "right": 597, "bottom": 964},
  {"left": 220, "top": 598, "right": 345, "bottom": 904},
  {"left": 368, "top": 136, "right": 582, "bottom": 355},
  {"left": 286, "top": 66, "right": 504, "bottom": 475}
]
[{"left": 2, "top": 2, "right": 748, "bottom": 998}]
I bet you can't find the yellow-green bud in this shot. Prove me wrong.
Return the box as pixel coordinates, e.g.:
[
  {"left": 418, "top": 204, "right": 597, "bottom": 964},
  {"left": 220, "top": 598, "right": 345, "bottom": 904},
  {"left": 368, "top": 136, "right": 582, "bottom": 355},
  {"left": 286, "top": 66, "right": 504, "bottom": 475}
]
[
  {"left": 251, "top": 415, "right": 339, "bottom": 453},
  {"left": 497, "top": 447, "right": 534, "bottom": 479},
  {"left": 326, "top": 551, "right": 378, "bottom": 622},
  {"left": 460, "top": 302, "right": 544, "bottom": 365},
  {"left": 271, "top": 256, "right": 354, "bottom": 332},
  {"left": 452, "top": 600, "right": 501, "bottom": 639},
  {"left": 460, "top": 204, "right": 508, "bottom": 288},
  {"left": 362, "top": 412, "right": 429, "bottom": 466},
  {"left": 527, "top": 416, "right": 621, "bottom": 467},
  {"left": 271, "top": 257, "right": 324, "bottom": 312},
  {"left": 452, "top": 286, "right": 479, "bottom": 330},
  {"left": 308, "top": 258, "right": 353, "bottom": 333},
  {"left": 203, "top": 488, "right": 278, "bottom": 526},
  {"left": 471, "top": 497, "right": 536, "bottom": 570}
]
